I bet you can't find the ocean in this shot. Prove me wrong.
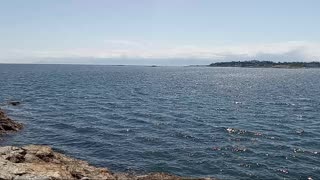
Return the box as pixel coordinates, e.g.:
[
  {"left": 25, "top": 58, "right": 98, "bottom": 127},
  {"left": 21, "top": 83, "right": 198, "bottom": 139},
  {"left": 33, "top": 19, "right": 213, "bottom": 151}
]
[{"left": 0, "top": 64, "right": 319, "bottom": 179}]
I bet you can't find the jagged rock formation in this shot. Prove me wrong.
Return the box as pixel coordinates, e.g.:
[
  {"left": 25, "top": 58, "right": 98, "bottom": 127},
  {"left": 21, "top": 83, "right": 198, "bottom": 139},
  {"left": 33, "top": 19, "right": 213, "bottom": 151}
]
[{"left": 0, "top": 109, "right": 23, "bottom": 134}]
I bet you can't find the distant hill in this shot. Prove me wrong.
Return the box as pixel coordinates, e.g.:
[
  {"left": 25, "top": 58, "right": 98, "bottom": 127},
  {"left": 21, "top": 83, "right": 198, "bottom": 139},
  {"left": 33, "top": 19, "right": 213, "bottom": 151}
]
[{"left": 209, "top": 60, "right": 320, "bottom": 68}]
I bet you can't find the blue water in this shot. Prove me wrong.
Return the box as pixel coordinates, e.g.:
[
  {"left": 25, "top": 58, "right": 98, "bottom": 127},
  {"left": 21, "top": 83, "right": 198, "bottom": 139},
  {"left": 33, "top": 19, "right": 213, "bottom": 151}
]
[{"left": 0, "top": 64, "right": 319, "bottom": 179}]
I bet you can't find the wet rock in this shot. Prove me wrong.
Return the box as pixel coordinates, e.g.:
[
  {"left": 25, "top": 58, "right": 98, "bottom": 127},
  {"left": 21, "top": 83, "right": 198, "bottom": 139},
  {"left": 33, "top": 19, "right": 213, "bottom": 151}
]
[
  {"left": 0, "top": 145, "right": 213, "bottom": 180},
  {"left": 136, "top": 172, "right": 211, "bottom": 180},
  {"left": 0, "top": 109, "right": 23, "bottom": 134},
  {"left": 8, "top": 101, "right": 21, "bottom": 106},
  {"left": 0, "top": 145, "right": 114, "bottom": 179}
]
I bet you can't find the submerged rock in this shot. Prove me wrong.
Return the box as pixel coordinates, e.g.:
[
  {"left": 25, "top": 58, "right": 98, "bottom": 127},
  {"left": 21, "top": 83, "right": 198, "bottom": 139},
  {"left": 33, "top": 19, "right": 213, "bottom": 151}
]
[
  {"left": 8, "top": 101, "right": 21, "bottom": 106},
  {"left": 0, "top": 145, "right": 212, "bottom": 180},
  {"left": 0, "top": 109, "right": 23, "bottom": 134}
]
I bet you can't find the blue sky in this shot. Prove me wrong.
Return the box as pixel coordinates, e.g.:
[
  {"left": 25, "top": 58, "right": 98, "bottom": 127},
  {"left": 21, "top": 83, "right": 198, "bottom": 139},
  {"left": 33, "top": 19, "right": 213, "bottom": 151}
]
[{"left": 1, "top": 0, "right": 320, "bottom": 65}]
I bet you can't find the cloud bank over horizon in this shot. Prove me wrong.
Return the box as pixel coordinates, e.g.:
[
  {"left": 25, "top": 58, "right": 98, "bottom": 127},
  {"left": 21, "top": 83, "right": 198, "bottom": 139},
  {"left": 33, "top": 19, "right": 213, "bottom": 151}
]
[
  {"left": 1, "top": 1, "right": 320, "bottom": 65},
  {"left": 1, "top": 41, "right": 320, "bottom": 65}
]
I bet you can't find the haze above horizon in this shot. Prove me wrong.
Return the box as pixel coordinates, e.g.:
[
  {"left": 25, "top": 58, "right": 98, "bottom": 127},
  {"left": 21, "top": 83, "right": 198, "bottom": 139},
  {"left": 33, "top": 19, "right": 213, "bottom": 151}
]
[{"left": 1, "top": 0, "right": 320, "bottom": 65}]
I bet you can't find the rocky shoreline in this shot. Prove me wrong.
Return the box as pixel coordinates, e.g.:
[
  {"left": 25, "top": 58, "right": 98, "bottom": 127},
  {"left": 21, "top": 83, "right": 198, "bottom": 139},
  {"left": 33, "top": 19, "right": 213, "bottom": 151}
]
[{"left": 0, "top": 108, "right": 212, "bottom": 180}]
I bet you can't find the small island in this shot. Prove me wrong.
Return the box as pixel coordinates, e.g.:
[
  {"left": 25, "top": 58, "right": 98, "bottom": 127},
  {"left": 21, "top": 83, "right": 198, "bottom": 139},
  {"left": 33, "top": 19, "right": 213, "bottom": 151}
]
[{"left": 208, "top": 60, "right": 320, "bottom": 68}]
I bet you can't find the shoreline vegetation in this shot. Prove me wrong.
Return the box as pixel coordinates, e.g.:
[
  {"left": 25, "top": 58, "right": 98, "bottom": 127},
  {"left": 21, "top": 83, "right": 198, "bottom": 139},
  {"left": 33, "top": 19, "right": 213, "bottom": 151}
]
[
  {"left": 207, "top": 60, "right": 320, "bottom": 68},
  {"left": 0, "top": 105, "right": 212, "bottom": 180}
]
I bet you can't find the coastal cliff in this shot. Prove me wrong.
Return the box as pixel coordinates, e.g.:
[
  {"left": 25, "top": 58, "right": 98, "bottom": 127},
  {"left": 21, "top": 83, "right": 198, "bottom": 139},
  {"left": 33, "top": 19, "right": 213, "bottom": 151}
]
[{"left": 0, "top": 109, "right": 212, "bottom": 180}]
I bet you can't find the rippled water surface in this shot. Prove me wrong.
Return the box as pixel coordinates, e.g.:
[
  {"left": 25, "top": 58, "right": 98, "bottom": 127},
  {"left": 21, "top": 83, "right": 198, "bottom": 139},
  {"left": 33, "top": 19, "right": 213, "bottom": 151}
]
[{"left": 0, "top": 64, "right": 319, "bottom": 179}]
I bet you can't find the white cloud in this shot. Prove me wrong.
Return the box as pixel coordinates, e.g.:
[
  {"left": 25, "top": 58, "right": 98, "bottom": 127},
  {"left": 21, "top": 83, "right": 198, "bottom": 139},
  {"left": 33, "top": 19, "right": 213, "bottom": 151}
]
[
  {"left": 103, "top": 40, "right": 150, "bottom": 48},
  {"left": 1, "top": 41, "right": 320, "bottom": 64}
]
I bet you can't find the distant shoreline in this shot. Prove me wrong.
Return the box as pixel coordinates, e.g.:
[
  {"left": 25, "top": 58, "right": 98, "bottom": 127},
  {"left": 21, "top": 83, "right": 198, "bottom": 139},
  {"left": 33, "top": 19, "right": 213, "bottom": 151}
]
[
  {"left": 206, "top": 60, "right": 320, "bottom": 69},
  {"left": 1, "top": 62, "right": 320, "bottom": 69}
]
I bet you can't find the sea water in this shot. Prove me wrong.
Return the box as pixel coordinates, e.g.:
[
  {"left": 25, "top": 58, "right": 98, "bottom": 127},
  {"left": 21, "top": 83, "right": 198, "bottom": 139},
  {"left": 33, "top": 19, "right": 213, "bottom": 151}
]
[{"left": 0, "top": 64, "right": 319, "bottom": 179}]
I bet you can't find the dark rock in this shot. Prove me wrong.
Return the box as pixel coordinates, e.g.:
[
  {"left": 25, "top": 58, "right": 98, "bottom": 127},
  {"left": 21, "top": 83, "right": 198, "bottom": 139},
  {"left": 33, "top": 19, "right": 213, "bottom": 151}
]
[
  {"left": 8, "top": 101, "right": 21, "bottom": 106},
  {"left": 0, "top": 109, "right": 23, "bottom": 135}
]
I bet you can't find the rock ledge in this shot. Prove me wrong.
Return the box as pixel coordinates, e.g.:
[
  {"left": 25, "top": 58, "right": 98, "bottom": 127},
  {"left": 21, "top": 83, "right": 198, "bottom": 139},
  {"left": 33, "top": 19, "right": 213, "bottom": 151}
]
[{"left": 0, "top": 145, "right": 211, "bottom": 180}]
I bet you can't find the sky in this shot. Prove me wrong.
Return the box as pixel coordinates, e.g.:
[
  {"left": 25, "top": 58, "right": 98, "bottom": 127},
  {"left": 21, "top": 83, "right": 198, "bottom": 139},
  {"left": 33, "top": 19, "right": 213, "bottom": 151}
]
[{"left": 1, "top": 0, "right": 320, "bottom": 65}]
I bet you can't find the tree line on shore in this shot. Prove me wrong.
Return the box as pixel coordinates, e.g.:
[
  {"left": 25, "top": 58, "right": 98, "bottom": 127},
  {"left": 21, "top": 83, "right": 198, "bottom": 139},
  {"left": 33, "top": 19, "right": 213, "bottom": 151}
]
[{"left": 209, "top": 60, "right": 320, "bottom": 68}]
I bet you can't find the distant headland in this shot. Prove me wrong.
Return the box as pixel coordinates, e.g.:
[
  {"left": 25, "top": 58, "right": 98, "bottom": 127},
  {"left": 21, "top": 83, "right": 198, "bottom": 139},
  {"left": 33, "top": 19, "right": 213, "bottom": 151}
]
[{"left": 207, "top": 60, "right": 320, "bottom": 68}]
